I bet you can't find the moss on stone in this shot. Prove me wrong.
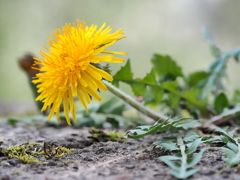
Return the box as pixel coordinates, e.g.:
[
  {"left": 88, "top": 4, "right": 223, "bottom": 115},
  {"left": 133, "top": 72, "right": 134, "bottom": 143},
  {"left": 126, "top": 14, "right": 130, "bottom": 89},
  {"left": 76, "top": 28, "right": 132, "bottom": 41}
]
[{"left": 1, "top": 142, "right": 72, "bottom": 164}]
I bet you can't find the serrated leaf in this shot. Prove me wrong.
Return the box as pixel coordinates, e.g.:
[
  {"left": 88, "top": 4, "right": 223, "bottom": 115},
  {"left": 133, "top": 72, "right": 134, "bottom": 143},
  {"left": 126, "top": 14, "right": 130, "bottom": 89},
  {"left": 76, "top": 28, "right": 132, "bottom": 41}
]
[
  {"left": 172, "top": 168, "right": 198, "bottom": 179},
  {"left": 142, "top": 69, "right": 157, "bottom": 84},
  {"left": 127, "top": 121, "right": 172, "bottom": 139},
  {"left": 188, "top": 71, "right": 209, "bottom": 87},
  {"left": 226, "top": 142, "right": 238, "bottom": 153},
  {"left": 131, "top": 81, "right": 146, "bottom": 96},
  {"left": 162, "top": 81, "right": 178, "bottom": 90},
  {"left": 181, "top": 89, "right": 207, "bottom": 112},
  {"left": 230, "top": 48, "right": 240, "bottom": 62},
  {"left": 202, "top": 27, "right": 222, "bottom": 58},
  {"left": 159, "top": 156, "right": 181, "bottom": 171},
  {"left": 200, "top": 29, "right": 240, "bottom": 98},
  {"left": 151, "top": 54, "right": 183, "bottom": 80},
  {"left": 159, "top": 137, "right": 203, "bottom": 179},
  {"left": 215, "top": 128, "right": 236, "bottom": 143},
  {"left": 201, "top": 38, "right": 240, "bottom": 98},
  {"left": 143, "top": 86, "right": 163, "bottom": 104},
  {"left": 154, "top": 138, "right": 178, "bottom": 151},
  {"left": 186, "top": 138, "right": 202, "bottom": 154},
  {"left": 232, "top": 90, "right": 240, "bottom": 104},
  {"left": 214, "top": 93, "right": 229, "bottom": 113},
  {"left": 168, "top": 93, "right": 180, "bottom": 108},
  {"left": 173, "top": 118, "right": 201, "bottom": 130},
  {"left": 114, "top": 64, "right": 207, "bottom": 112},
  {"left": 162, "top": 82, "right": 207, "bottom": 113},
  {"left": 113, "top": 60, "right": 133, "bottom": 86},
  {"left": 188, "top": 149, "right": 205, "bottom": 167},
  {"left": 223, "top": 142, "right": 240, "bottom": 166},
  {"left": 201, "top": 58, "right": 227, "bottom": 98},
  {"left": 128, "top": 118, "right": 200, "bottom": 139},
  {"left": 222, "top": 147, "right": 236, "bottom": 160},
  {"left": 202, "top": 135, "right": 224, "bottom": 145},
  {"left": 184, "top": 131, "right": 200, "bottom": 142}
]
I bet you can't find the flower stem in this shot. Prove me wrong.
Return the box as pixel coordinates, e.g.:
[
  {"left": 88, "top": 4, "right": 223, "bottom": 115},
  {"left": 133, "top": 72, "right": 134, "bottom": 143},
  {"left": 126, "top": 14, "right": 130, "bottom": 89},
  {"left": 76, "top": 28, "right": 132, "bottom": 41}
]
[{"left": 103, "top": 80, "right": 168, "bottom": 121}]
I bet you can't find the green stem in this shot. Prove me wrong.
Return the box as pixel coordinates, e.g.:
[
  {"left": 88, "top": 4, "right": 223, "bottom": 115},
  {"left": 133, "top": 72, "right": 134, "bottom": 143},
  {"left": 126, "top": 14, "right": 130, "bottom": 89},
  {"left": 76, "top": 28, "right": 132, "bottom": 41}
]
[
  {"left": 205, "top": 105, "right": 240, "bottom": 126},
  {"left": 117, "top": 79, "right": 206, "bottom": 112},
  {"left": 178, "top": 137, "right": 187, "bottom": 177},
  {"left": 103, "top": 80, "right": 168, "bottom": 121}
]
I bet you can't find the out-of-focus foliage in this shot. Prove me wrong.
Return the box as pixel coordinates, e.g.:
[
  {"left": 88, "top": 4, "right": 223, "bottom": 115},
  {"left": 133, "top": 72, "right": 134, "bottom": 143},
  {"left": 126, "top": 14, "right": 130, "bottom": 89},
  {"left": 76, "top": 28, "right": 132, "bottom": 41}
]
[
  {"left": 114, "top": 30, "right": 240, "bottom": 119},
  {"left": 122, "top": 31, "right": 240, "bottom": 179}
]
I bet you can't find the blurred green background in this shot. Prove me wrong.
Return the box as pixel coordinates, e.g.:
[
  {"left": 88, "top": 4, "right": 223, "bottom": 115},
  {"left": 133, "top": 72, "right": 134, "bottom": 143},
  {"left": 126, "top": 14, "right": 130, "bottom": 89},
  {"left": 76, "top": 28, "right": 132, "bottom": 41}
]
[{"left": 0, "top": 0, "right": 240, "bottom": 110}]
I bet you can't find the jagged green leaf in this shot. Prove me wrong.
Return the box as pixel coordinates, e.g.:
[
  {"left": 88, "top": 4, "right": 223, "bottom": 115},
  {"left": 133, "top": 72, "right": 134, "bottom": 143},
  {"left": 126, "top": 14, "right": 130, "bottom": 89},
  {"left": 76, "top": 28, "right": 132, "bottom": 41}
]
[
  {"left": 201, "top": 30, "right": 240, "bottom": 98},
  {"left": 186, "top": 138, "right": 202, "bottom": 154},
  {"left": 151, "top": 54, "right": 183, "bottom": 80},
  {"left": 203, "top": 27, "right": 222, "bottom": 58},
  {"left": 159, "top": 156, "right": 181, "bottom": 171},
  {"left": 143, "top": 86, "right": 164, "bottom": 104},
  {"left": 172, "top": 118, "right": 201, "bottom": 130},
  {"left": 187, "top": 71, "right": 209, "bottom": 87},
  {"left": 113, "top": 59, "right": 207, "bottom": 114},
  {"left": 230, "top": 48, "right": 240, "bottom": 62},
  {"left": 113, "top": 60, "right": 133, "bottom": 86},
  {"left": 142, "top": 69, "right": 157, "bottom": 84},
  {"left": 184, "top": 131, "right": 200, "bottom": 142},
  {"left": 188, "top": 149, "right": 205, "bottom": 167},
  {"left": 154, "top": 138, "right": 178, "bottom": 151},
  {"left": 214, "top": 92, "right": 229, "bottom": 113},
  {"left": 159, "top": 137, "right": 204, "bottom": 179},
  {"left": 128, "top": 118, "right": 200, "bottom": 139},
  {"left": 232, "top": 90, "right": 240, "bottom": 104},
  {"left": 223, "top": 142, "right": 240, "bottom": 166},
  {"left": 131, "top": 81, "right": 146, "bottom": 96}
]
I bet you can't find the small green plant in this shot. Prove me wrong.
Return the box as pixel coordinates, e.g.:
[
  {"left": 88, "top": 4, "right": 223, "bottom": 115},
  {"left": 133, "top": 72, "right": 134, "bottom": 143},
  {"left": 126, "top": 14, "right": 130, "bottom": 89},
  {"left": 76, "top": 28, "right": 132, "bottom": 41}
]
[
  {"left": 159, "top": 136, "right": 205, "bottom": 179},
  {"left": 113, "top": 29, "right": 240, "bottom": 120},
  {"left": 1, "top": 142, "right": 72, "bottom": 164},
  {"left": 128, "top": 118, "right": 200, "bottom": 139},
  {"left": 215, "top": 128, "right": 240, "bottom": 166},
  {"left": 3, "top": 143, "right": 43, "bottom": 164},
  {"left": 18, "top": 23, "right": 240, "bottom": 179},
  {"left": 113, "top": 29, "right": 240, "bottom": 179}
]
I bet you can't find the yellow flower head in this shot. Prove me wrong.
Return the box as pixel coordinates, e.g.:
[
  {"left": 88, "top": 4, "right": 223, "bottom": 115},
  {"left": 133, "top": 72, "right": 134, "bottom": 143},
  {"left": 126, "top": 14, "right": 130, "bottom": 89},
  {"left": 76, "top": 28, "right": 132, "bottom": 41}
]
[{"left": 33, "top": 21, "right": 125, "bottom": 125}]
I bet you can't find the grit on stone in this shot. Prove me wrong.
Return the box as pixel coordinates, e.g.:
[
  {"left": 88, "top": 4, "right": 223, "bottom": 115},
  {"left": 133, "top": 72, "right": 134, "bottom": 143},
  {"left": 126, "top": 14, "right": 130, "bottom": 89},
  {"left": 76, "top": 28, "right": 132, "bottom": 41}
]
[{"left": 0, "top": 120, "right": 240, "bottom": 180}]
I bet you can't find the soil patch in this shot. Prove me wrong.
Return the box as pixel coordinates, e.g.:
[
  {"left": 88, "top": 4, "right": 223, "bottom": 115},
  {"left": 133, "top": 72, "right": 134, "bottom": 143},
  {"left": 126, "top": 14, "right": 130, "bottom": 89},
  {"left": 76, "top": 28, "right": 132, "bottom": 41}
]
[{"left": 0, "top": 120, "right": 240, "bottom": 180}]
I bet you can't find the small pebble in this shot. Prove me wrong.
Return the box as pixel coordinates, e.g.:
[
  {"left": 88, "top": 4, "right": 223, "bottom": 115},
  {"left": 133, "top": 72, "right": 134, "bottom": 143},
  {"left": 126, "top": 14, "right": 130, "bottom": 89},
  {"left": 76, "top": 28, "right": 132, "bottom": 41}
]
[
  {"left": 95, "top": 147, "right": 104, "bottom": 154},
  {"left": 8, "top": 159, "right": 18, "bottom": 166},
  {"left": 125, "top": 164, "right": 135, "bottom": 169},
  {"left": 83, "top": 156, "right": 94, "bottom": 161},
  {"left": 48, "top": 161, "right": 57, "bottom": 166},
  {"left": 71, "top": 133, "right": 78, "bottom": 137}
]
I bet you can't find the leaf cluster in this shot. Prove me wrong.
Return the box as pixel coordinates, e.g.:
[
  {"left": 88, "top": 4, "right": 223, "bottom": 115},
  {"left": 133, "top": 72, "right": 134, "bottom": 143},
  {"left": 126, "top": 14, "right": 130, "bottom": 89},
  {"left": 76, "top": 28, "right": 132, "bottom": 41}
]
[
  {"left": 158, "top": 135, "right": 205, "bottom": 179},
  {"left": 8, "top": 98, "right": 140, "bottom": 129},
  {"left": 113, "top": 30, "right": 240, "bottom": 118},
  {"left": 215, "top": 128, "right": 240, "bottom": 166},
  {"left": 128, "top": 118, "right": 200, "bottom": 139},
  {"left": 122, "top": 30, "right": 240, "bottom": 179}
]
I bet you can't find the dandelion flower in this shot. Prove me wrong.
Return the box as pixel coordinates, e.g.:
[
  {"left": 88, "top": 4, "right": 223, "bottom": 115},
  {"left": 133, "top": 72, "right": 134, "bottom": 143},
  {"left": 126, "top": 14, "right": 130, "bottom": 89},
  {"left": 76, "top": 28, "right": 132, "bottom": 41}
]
[{"left": 33, "top": 21, "right": 125, "bottom": 125}]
